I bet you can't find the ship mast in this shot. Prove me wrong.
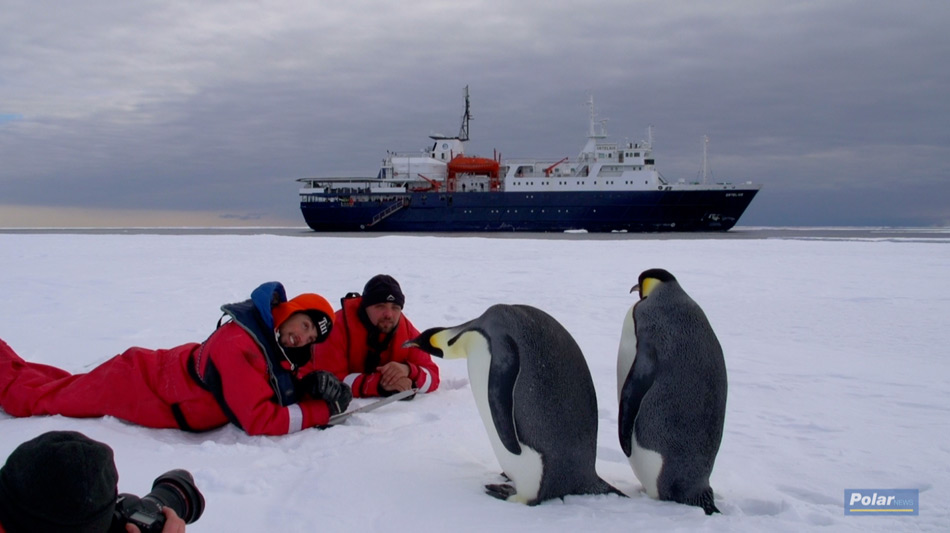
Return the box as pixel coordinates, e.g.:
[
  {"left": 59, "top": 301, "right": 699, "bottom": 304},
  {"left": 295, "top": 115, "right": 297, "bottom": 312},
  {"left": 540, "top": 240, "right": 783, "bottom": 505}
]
[
  {"left": 701, "top": 135, "right": 709, "bottom": 184},
  {"left": 580, "top": 94, "right": 607, "bottom": 160},
  {"left": 587, "top": 94, "right": 607, "bottom": 139},
  {"left": 703, "top": 135, "right": 709, "bottom": 185},
  {"left": 458, "top": 85, "right": 471, "bottom": 142}
]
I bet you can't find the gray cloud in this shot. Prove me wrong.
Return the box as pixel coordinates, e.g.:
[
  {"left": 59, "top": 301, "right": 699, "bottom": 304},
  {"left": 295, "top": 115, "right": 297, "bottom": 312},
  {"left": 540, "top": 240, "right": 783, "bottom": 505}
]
[{"left": 2, "top": 0, "right": 948, "bottom": 226}]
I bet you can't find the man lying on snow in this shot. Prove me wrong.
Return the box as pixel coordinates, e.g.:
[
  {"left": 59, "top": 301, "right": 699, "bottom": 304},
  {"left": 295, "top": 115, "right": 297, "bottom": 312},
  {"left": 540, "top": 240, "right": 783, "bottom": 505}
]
[
  {"left": 307, "top": 274, "right": 440, "bottom": 398},
  {"left": 0, "top": 282, "right": 353, "bottom": 436}
]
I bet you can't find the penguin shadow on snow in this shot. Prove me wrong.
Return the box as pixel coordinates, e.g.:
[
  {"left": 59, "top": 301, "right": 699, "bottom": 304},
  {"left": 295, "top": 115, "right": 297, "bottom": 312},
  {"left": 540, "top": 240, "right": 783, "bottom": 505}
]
[{"left": 406, "top": 303, "right": 626, "bottom": 506}]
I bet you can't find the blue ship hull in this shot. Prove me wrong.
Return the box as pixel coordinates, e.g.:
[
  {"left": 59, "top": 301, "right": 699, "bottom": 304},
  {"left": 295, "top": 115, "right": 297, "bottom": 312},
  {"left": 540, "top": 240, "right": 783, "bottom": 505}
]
[{"left": 300, "top": 188, "right": 759, "bottom": 232}]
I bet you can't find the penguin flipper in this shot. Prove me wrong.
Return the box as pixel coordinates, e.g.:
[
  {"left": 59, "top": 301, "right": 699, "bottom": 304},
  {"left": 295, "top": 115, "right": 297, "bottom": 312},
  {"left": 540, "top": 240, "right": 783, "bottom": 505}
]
[
  {"left": 619, "top": 339, "right": 657, "bottom": 457},
  {"left": 488, "top": 334, "right": 522, "bottom": 455}
]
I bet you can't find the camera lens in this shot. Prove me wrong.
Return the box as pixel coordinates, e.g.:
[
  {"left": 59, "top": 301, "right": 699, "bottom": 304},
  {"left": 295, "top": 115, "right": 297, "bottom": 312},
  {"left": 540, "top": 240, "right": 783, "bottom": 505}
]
[{"left": 143, "top": 469, "right": 205, "bottom": 524}]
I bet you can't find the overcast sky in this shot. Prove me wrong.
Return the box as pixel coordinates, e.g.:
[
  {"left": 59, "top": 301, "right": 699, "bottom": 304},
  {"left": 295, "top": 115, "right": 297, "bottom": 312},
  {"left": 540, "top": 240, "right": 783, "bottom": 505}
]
[{"left": 2, "top": 1, "right": 948, "bottom": 227}]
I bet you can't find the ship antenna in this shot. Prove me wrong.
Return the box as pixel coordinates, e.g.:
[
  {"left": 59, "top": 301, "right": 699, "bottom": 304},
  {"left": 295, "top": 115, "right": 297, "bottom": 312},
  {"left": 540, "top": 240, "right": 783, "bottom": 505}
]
[
  {"left": 702, "top": 135, "right": 709, "bottom": 184},
  {"left": 458, "top": 85, "right": 471, "bottom": 141},
  {"left": 587, "top": 94, "right": 607, "bottom": 139},
  {"left": 588, "top": 94, "right": 595, "bottom": 137}
]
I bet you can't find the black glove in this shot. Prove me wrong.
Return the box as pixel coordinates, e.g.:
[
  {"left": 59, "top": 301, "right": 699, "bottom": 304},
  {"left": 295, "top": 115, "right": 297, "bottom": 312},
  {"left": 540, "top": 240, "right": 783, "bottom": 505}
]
[
  {"left": 329, "top": 386, "right": 352, "bottom": 416},
  {"left": 303, "top": 371, "right": 352, "bottom": 415}
]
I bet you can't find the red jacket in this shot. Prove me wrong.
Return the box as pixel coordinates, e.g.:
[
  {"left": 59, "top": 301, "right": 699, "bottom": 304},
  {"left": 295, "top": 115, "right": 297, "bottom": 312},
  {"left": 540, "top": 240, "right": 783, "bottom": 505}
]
[
  {"left": 307, "top": 295, "right": 439, "bottom": 397},
  {"left": 0, "top": 325, "right": 333, "bottom": 437}
]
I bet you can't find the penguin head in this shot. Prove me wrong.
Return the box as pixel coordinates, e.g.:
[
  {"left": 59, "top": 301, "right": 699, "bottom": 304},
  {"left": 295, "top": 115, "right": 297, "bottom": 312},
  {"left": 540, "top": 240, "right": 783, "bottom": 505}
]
[
  {"left": 631, "top": 268, "right": 677, "bottom": 299},
  {"left": 405, "top": 325, "right": 485, "bottom": 360},
  {"left": 404, "top": 327, "right": 456, "bottom": 359}
]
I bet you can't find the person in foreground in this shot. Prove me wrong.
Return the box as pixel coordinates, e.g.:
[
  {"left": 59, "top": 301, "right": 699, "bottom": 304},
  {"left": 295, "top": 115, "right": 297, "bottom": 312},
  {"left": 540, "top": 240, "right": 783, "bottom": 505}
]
[
  {"left": 0, "top": 430, "right": 190, "bottom": 533},
  {"left": 308, "top": 274, "right": 440, "bottom": 398},
  {"left": 0, "top": 282, "right": 352, "bottom": 436}
]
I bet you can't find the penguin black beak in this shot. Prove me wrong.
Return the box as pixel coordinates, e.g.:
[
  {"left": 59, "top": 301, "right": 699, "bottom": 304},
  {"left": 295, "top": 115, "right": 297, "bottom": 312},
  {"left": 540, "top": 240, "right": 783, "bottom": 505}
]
[
  {"left": 630, "top": 284, "right": 639, "bottom": 295},
  {"left": 403, "top": 336, "right": 444, "bottom": 358}
]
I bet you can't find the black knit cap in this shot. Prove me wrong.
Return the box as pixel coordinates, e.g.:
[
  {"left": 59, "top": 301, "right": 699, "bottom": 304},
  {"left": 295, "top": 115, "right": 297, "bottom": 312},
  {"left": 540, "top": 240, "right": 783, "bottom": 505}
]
[
  {"left": 0, "top": 431, "right": 118, "bottom": 533},
  {"left": 360, "top": 274, "right": 405, "bottom": 309}
]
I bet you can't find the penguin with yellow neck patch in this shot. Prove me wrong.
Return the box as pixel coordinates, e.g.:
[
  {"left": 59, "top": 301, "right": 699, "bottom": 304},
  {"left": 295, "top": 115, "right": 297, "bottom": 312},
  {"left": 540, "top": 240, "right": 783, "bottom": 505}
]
[
  {"left": 407, "top": 304, "right": 623, "bottom": 505},
  {"left": 618, "top": 268, "right": 727, "bottom": 515}
]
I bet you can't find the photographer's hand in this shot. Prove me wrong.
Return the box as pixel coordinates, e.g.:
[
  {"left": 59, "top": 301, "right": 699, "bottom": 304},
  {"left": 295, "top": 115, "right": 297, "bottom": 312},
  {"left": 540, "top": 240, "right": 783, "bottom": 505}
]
[{"left": 125, "top": 507, "right": 187, "bottom": 533}]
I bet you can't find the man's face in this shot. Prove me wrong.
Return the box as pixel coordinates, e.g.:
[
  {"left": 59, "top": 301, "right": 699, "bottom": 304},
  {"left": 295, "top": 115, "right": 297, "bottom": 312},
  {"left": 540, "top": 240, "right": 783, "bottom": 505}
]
[
  {"left": 365, "top": 302, "right": 402, "bottom": 334},
  {"left": 277, "top": 312, "right": 318, "bottom": 348}
]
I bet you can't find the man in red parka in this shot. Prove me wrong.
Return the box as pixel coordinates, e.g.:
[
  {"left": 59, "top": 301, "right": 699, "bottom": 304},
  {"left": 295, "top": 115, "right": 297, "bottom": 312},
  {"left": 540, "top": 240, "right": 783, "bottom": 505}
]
[
  {"left": 308, "top": 274, "right": 440, "bottom": 398},
  {"left": 0, "top": 282, "right": 352, "bottom": 436}
]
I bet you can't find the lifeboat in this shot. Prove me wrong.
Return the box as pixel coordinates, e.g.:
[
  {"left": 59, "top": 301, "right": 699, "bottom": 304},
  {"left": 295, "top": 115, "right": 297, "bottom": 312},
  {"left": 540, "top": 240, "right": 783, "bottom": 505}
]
[
  {"left": 448, "top": 156, "right": 499, "bottom": 175},
  {"left": 447, "top": 155, "right": 501, "bottom": 192}
]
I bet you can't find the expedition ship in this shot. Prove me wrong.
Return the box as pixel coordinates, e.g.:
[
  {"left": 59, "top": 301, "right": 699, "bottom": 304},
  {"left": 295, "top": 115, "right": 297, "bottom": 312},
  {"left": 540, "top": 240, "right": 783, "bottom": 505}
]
[{"left": 297, "top": 88, "right": 759, "bottom": 232}]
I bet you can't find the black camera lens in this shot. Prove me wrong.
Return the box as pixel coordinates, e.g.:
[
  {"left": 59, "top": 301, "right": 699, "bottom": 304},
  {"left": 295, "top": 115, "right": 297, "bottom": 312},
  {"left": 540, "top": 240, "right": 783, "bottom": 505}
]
[
  {"left": 143, "top": 469, "right": 205, "bottom": 524},
  {"left": 112, "top": 469, "right": 205, "bottom": 533}
]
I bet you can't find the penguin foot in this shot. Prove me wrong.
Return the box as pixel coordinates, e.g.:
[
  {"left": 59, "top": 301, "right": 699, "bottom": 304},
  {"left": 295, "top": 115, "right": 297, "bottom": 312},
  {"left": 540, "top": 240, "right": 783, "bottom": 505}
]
[
  {"left": 697, "top": 487, "right": 720, "bottom": 515},
  {"left": 485, "top": 483, "right": 517, "bottom": 501},
  {"left": 679, "top": 487, "right": 720, "bottom": 515}
]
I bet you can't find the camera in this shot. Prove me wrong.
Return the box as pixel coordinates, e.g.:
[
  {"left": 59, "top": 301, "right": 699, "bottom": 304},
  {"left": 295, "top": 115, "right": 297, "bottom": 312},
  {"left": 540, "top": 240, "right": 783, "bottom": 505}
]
[{"left": 111, "top": 469, "right": 205, "bottom": 533}]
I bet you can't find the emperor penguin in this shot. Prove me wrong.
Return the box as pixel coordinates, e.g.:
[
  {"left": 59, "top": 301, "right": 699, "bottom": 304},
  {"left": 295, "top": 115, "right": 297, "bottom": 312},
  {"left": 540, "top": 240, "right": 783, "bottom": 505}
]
[
  {"left": 617, "top": 268, "right": 727, "bottom": 515},
  {"left": 406, "top": 304, "right": 623, "bottom": 505}
]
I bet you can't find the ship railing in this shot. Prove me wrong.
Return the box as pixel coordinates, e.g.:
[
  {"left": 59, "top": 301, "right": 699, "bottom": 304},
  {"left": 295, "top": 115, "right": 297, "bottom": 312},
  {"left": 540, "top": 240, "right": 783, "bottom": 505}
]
[
  {"left": 297, "top": 176, "right": 382, "bottom": 191},
  {"left": 503, "top": 157, "right": 576, "bottom": 166},
  {"left": 389, "top": 150, "right": 438, "bottom": 159}
]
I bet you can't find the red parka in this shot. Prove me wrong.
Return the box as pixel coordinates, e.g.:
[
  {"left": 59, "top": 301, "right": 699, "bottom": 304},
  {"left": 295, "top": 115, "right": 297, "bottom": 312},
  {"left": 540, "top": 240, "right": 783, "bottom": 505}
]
[
  {"left": 307, "top": 295, "right": 439, "bottom": 397},
  {"left": 0, "top": 283, "right": 335, "bottom": 436}
]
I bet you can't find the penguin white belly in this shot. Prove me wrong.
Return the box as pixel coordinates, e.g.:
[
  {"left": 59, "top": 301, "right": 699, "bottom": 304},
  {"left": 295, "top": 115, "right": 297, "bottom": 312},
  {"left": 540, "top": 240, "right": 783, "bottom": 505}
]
[
  {"left": 616, "top": 304, "right": 638, "bottom": 402},
  {"left": 629, "top": 434, "right": 664, "bottom": 499},
  {"left": 467, "top": 349, "right": 543, "bottom": 504}
]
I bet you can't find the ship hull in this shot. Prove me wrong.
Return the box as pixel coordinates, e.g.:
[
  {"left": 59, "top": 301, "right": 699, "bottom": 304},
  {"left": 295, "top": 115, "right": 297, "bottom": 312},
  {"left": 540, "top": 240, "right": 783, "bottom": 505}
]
[{"left": 300, "top": 188, "right": 758, "bottom": 232}]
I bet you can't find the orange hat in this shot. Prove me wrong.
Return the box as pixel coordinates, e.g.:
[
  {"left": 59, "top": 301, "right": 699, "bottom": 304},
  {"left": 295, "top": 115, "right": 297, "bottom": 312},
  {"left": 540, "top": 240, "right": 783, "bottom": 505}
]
[{"left": 272, "top": 293, "right": 334, "bottom": 330}]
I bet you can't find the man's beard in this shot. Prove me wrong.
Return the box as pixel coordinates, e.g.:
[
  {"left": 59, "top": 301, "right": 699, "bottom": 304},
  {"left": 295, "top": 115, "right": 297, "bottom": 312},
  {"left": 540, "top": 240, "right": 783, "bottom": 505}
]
[{"left": 375, "top": 318, "right": 397, "bottom": 334}]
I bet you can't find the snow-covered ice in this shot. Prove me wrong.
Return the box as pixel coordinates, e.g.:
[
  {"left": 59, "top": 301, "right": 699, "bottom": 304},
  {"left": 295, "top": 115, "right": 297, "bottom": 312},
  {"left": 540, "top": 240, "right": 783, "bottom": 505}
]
[{"left": 1, "top": 232, "right": 947, "bottom": 532}]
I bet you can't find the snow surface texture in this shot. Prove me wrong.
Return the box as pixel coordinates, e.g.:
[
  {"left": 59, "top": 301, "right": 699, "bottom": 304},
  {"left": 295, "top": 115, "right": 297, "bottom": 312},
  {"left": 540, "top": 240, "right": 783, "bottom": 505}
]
[{"left": 1, "top": 233, "right": 947, "bottom": 532}]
